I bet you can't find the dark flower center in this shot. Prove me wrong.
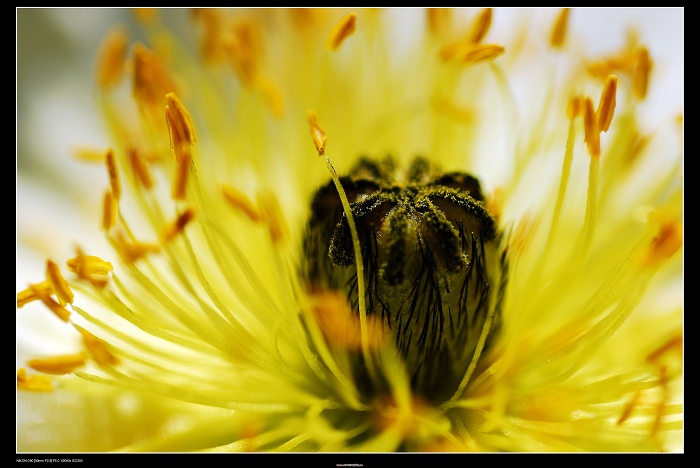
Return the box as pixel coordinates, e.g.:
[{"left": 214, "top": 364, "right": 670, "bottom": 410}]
[{"left": 303, "top": 156, "right": 507, "bottom": 403}]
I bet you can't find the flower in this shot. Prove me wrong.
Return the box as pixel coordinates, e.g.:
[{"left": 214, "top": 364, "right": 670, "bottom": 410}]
[{"left": 17, "top": 8, "right": 683, "bottom": 452}]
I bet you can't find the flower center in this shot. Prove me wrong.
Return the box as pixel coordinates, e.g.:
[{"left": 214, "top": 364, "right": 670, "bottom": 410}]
[{"left": 303, "top": 156, "right": 506, "bottom": 403}]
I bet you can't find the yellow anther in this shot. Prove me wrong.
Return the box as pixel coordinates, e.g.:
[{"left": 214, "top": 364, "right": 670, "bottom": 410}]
[
  {"left": 133, "top": 43, "right": 178, "bottom": 111},
  {"left": 309, "top": 290, "right": 385, "bottom": 351},
  {"left": 440, "top": 43, "right": 505, "bottom": 64},
  {"left": 102, "top": 190, "right": 117, "bottom": 231},
  {"left": 257, "top": 191, "right": 288, "bottom": 244},
  {"left": 586, "top": 60, "right": 620, "bottom": 82},
  {"left": 583, "top": 96, "right": 601, "bottom": 158},
  {"left": 17, "top": 368, "right": 53, "bottom": 392},
  {"left": 79, "top": 329, "right": 119, "bottom": 367},
  {"left": 427, "top": 8, "right": 452, "bottom": 38},
  {"left": 597, "top": 74, "right": 618, "bottom": 133},
  {"left": 307, "top": 109, "right": 327, "bottom": 156},
  {"left": 258, "top": 76, "right": 285, "bottom": 118},
  {"left": 172, "top": 154, "right": 190, "bottom": 201},
  {"left": 95, "top": 26, "right": 129, "bottom": 89},
  {"left": 640, "top": 219, "right": 682, "bottom": 269},
  {"left": 467, "top": 8, "right": 492, "bottom": 44},
  {"left": 105, "top": 148, "right": 121, "bottom": 201},
  {"left": 67, "top": 251, "right": 113, "bottom": 277},
  {"left": 128, "top": 145, "right": 154, "bottom": 189},
  {"left": 326, "top": 13, "right": 357, "bottom": 51},
  {"left": 223, "top": 34, "right": 257, "bottom": 86},
  {"left": 165, "top": 93, "right": 197, "bottom": 163},
  {"left": 567, "top": 95, "right": 583, "bottom": 119},
  {"left": 27, "top": 354, "right": 87, "bottom": 375},
  {"left": 222, "top": 184, "right": 262, "bottom": 222},
  {"left": 17, "top": 281, "right": 51, "bottom": 308},
  {"left": 30, "top": 283, "right": 71, "bottom": 322},
  {"left": 192, "top": 8, "right": 225, "bottom": 64},
  {"left": 46, "top": 259, "right": 74, "bottom": 306},
  {"left": 633, "top": 47, "right": 651, "bottom": 100},
  {"left": 114, "top": 231, "right": 160, "bottom": 264},
  {"left": 164, "top": 208, "right": 196, "bottom": 242},
  {"left": 74, "top": 146, "right": 108, "bottom": 163},
  {"left": 550, "top": 8, "right": 570, "bottom": 49},
  {"left": 222, "top": 16, "right": 262, "bottom": 87}
]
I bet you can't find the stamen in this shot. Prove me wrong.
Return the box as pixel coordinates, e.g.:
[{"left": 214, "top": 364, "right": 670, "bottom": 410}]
[
  {"left": 102, "top": 190, "right": 117, "bottom": 231},
  {"left": 597, "top": 74, "right": 618, "bottom": 133},
  {"left": 440, "top": 43, "right": 505, "bottom": 64},
  {"left": 132, "top": 44, "right": 178, "bottom": 112},
  {"left": 257, "top": 76, "right": 285, "bottom": 118},
  {"left": 307, "top": 110, "right": 372, "bottom": 380},
  {"left": 67, "top": 251, "right": 114, "bottom": 277},
  {"left": 74, "top": 146, "right": 108, "bottom": 163},
  {"left": 172, "top": 154, "right": 190, "bottom": 200},
  {"left": 128, "top": 145, "right": 154, "bottom": 189},
  {"left": 633, "top": 47, "right": 651, "bottom": 99},
  {"left": 17, "top": 368, "right": 52, "bottom": 392},
  {"left": 257, "top": 191, "right": 287, "bottom": 244},
  {"left": 164, "top": 208, "right": 196, "bottom": 242},
  {"left": 427, "top": 8, "right": 452, "bottom": 38},
  {"left": 467, "top": 8, "right": 492, "bottom": 44},
  {"left": 95, "top": 26, "right": 129, "bottom": 89},
  {"left": 222, "top": 184, "right": 262, "bottom": 222},
  {"left": 307, "top": 110, "right": 327, "bottom": 156},
  {"left": 192, "top": 8, "right": 225, "bottom": 64},
  {"left": 583, "top": 97, "right": 601, "bottom": 158},
  {"left": 16, "top": 281, "right": 51, "bottom": 308},
  {"left": 79, "top": 329, "right": 119, "bottom": 366},
  {"left": 165, "top": 93, "right": 197, "bottom": 163},
  {"left": 566, "top": 95, "right": 583, "bottom": 119},
  {"left": 548, "top": 97, "right": 578, "bottom": 245},
  {"left": 326, "top": 13, "right": 356, "bottom": 51},
  {"left": 67, "top": 249, "right": 113, "bottom": 288},
  {"left": 46, "top": 260, "right": 74, "bottom": 306},
  {"left": 26, "top": 354, "right": 87, "bottom": 375},
  {"left": 29, "top": 283, "right": 70, "bottom": 322},
  {"left": 105, "top": 148, "right": 121, "bottom": 200},
  {"left": 114, "top": 231, "right": 160, "bottom": 264},
  {"left": 640, "top": 218, "right": 682, "bottom": 269},
  {"left": 550, "top": 8, "right": 570, "bottom": 49},
  {"left": 222, "top": 27, "right": 259, "bottom": 87},
  {"left": 582, "top": 104, "right": 601, "bottom": 254}
]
